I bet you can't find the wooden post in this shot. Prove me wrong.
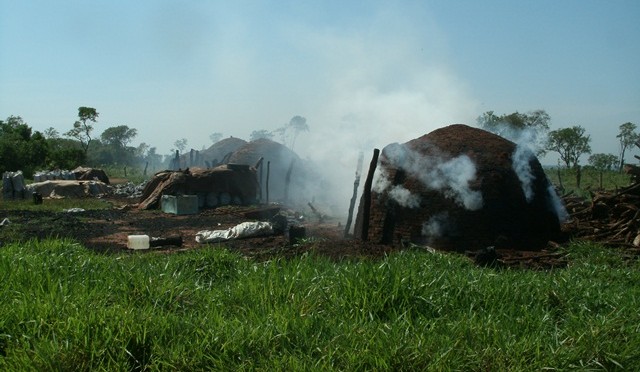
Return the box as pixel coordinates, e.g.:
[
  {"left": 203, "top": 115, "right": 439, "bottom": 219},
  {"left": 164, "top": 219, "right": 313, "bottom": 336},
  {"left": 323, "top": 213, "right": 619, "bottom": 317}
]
[
  {"left": 360, "top": 149, "right": 380, "bottom": 241},
  {"left": 124, "top": 166, "right": 127, "bottom": 177},
  {"left": 255, "top": 157, "right": 264, "bottom": 203},
  {"left": 556, "top": 167, "right": 564, "bottom": 194},
  {"left": 266, "top": 161, "right": 271, "bottom": 204},
  {"left": 344, "top": 152, "right": 364, "bottom": 238},
  {"left": 284, "top": 158, "right": 296, "bottom": 204},
  {"left": 143, "top": 161, "right": 149, "bottom": 176}
]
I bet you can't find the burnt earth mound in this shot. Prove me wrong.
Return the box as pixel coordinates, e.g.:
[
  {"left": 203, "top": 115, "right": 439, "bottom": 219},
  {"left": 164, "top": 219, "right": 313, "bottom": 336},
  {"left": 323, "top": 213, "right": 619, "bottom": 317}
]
[{"left": 355, "top": 124, "right": 564, "bottom": 252}]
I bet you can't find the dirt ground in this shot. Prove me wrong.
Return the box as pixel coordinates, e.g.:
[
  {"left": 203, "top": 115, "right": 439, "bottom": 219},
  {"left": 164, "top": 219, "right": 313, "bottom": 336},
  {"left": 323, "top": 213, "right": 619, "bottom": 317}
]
[{"left": 0, "top": 192, "right": 577, "bottom": 270}]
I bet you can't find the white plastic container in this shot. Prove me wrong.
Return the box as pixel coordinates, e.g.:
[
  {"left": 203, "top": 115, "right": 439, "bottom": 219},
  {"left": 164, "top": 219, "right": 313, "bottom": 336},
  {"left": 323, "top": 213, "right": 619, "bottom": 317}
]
[{"left": 127, "top": 235, "right": 150, "bottom": 250}]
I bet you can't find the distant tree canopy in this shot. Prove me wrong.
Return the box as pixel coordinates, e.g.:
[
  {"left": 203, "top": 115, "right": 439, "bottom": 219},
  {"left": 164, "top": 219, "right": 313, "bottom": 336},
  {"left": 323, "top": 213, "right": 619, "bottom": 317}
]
[
  {"left": 100, "top": 125, "right": 137, "bottom": 149},
  {"left": 209, "top": 132, "right": 223, "bottom": 144},
  {"left": 274, "top": 115, "right": 309, "bottom": 150},
  {"left": 1, "top": 110, "right": 151, "bottom": 176},
  {"left": 0, "top": 116, "right": 49, "bottom": 177},
  {"left": 173, "top": 138, "right": 188, "bottom": 154},
  {"left": 250, "top": 129, "right": 274, "bottom": 141},
  {"left": 477, "top": 110, "right": 550, "bottom": 134},
  {"left": 588, "top": 153, "right": 618, "bottom": 171},
  {"left": 477, "top": 110, "right": 550, "bottom": 155},
  {"left": 616, "top": 122, "right": 639, "bottom": 171},
  {"left": 546, "top": 126, "right": 592, "bottom": 169}
]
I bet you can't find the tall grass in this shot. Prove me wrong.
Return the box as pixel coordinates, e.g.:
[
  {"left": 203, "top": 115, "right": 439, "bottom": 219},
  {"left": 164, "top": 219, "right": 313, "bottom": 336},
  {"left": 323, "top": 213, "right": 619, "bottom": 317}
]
[{"left": 1, "top": 240, "right": 638, "bottom": 370}]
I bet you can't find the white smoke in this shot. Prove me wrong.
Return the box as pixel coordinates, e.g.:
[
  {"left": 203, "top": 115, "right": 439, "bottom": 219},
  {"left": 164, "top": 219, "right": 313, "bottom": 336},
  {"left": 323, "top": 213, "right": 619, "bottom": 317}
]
[
  {"left": 388, "top": 185, "right": 421, "bottom": 208},
  {"left": 421, "top": 155, "right": 483, "bottom": 210},
  {"left": 547, "top": 184, "right": 569, "bottom": 222},
  {"left": 372, "top": 167, "right": 422, "bottom": 208},
  {"left": 512, "top": 144, "right": 536, "bottom": 203},
  {"left": 381, "top": 142, "right": 483, "bottom": 211},
  {"left": 506, "top": 126, "right": 569, "bottom": 221},
  {"left": 372, "top": 167, "right": 392, "bottom": 193},
  {"left": 422, "top": 212, "right": 451, "bottom": 239}
]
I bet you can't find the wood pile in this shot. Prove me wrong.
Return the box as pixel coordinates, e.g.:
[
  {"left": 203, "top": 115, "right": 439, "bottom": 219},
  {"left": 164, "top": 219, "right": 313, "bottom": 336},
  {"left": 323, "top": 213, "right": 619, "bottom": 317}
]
[{"left": 563, "top": 181, "right": 640, "bottom": 248}]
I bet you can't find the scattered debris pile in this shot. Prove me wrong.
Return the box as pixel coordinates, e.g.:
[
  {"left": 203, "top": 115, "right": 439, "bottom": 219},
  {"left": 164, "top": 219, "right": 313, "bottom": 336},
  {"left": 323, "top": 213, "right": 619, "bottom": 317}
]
[
  {"left": 112, "top": 181, "right": 147, "bottom": 199},
  {"left": 355, "top": 124, "right": 565, "bottom": 252},
  {"left": 138, "top": 165, "right": 259, "bottom": 210},
  {"left": 563, "top": 181, "right": 640, "bottom": 247}
]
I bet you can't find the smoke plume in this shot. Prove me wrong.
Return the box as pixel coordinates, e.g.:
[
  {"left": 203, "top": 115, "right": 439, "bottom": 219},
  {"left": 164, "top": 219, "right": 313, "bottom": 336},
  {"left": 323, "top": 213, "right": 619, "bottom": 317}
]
[{"left": 375, "top": 142, "right": 483, "bottom": 211}]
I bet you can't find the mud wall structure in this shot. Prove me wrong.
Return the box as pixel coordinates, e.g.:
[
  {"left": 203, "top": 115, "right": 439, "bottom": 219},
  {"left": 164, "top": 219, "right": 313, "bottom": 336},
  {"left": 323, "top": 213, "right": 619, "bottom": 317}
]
[{"left": 354, "top": 124, "right": 563, "bottom": 252}]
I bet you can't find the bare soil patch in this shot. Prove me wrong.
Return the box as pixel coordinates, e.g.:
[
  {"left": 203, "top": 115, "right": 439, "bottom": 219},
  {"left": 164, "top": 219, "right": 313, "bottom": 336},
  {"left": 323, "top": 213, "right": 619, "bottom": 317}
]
[{"left": 0, "top": 194, "right": 577, "bottom": 269}]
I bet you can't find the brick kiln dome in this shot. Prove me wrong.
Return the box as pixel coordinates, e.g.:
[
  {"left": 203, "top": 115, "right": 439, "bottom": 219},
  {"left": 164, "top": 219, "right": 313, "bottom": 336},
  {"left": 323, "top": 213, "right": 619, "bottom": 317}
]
[
  {"left": 228, "top": 138, "right": 305, "bottom": 204},
  {"left": 354, "top": 124, "right": 564, "bottom": 252}
]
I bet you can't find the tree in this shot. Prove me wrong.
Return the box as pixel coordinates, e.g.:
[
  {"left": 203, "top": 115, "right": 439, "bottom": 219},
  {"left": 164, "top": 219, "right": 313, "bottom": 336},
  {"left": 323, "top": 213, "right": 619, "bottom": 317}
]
[
  {"left": 0, "top": 116, "right": 49, "bottom": 177},
  {"left": 209, "top": 132, "right": 223, "bottom": 144},
  {"left": 588, "top": 153, "right": 618, "bottom": 171},
  {"left": 286, "top": 115, "right": 309, "bottom": 150},
  {"left": 46, "top": 140, "right": 85, "bottom": 170},
  {"left": 546, "top": 126, "right": 592, "bottom": 169},
  {"left": 477, "top": 110, "right": 550, "bottom": 133},
  {"left": 250, "top": 130, "right": 274, "bottom": 141},
  {"left": 477, "top": 110, "right": 550, "bottom": 155},
  {"left": 588, "top": 153, "right": 618, "bottom": 190},
  {"left": 616, "top": 122, "right": 639, "bottom": 172},
  {"left": 173, "top": 138, "right": 188, "bottom": 153},
  {"left": 144, "top": 146, "right": 163, "bottom": 172},
  {"left": 65, "top": 106, "right": 98, "bottom": 156},
  {"left": 100, "top": 125, "right": 137, "bottom": 149},
  {"left": 44, "top": 127, "right": 60, "bottom": 139}
]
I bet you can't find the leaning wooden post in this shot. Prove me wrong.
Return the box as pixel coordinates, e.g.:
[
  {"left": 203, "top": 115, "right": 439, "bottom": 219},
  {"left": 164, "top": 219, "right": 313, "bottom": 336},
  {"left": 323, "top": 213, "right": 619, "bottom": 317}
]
[
  {"left": 360, "top": 148, "right": 380, "bottom": 241},
  {"left": 344, "top": 152, "right": 364, "bottom": 237}
]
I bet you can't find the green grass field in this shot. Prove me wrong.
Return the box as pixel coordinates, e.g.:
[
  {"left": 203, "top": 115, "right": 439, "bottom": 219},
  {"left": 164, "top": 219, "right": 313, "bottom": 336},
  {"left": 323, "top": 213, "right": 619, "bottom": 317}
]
[
  {"left": 546, "top": 167, "right": 634, "bottom": 197},
  {"left": 0, "top": 166, "right": 637, "bottom": 369},
  {"left": 1, "top": 239, "right": 638, "bottom": 370}
]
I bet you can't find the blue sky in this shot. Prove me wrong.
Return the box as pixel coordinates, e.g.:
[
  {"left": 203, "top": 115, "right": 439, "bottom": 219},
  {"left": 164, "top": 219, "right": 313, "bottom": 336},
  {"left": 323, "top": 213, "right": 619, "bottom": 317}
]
[{"left": 1, "top": 0, "right": 639, "bottom": 167}]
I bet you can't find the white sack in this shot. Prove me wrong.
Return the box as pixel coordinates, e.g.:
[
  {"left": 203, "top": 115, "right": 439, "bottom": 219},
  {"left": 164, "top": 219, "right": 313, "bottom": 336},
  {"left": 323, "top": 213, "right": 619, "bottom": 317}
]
[{"left": 196, "top": 221, "right": 274, "bottom": 244}]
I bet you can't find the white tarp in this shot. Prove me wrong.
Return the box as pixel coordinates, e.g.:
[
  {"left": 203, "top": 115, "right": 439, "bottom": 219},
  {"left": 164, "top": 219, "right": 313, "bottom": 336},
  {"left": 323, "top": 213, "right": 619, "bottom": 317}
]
[
  {"left": 196, "top": 221, "right": 274, "bottom": 243},
  {"left": 25, "top": 180, "right": 111, "bottom": 198}
]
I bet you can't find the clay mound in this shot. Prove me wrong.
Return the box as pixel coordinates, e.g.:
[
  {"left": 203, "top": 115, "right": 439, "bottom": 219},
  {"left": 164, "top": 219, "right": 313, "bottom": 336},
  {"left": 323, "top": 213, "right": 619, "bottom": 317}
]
[
  {"left": 72, "top": 167, "right": 110, "bottom": 184},
  {"left": 197, "top": 137, "right": 248, "bottom": 167},
  {"left": 138, "top": 166, "right": 258, "bottom": 210},
  {"left": 228, "top": 139, "right": 305, "bottom": 203},
  {"left": 355, "top": 124, "right": 563, "bottom": 252}
]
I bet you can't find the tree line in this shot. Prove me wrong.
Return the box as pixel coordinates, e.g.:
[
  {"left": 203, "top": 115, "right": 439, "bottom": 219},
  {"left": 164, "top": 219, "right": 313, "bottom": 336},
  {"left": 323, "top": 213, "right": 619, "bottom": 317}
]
[
  {"left": 1, "top": 106, "right": 636, "bottom": 182},
  {"left": 0, "top": 107, "right": 162, "bottom": 177},
  {"left": 476, "top": 110, "right": 638, "bottom": 173}
]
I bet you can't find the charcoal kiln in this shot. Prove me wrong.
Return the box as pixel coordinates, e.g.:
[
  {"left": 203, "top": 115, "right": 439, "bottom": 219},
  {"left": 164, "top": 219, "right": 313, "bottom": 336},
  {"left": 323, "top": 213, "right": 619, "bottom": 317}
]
[{"left": 354, "top": 124, "right": 564, "bottom": 251}]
